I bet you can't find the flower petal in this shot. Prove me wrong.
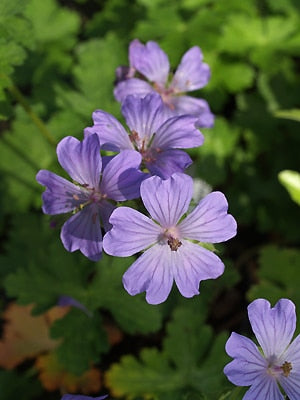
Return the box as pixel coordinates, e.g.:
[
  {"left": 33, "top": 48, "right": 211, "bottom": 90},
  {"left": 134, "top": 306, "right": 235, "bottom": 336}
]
[
  {"left": 173, "top": 241, "right": 225, "bottom": 298},
  {"left": 248, "top": 298, "right": 296, "bottom": 359},
  {"left": 121, "top": 93, "right": 166, "bottom": 140},
  {"left": 103, "top": 207, "right": 161, "bottom": 256},
  {"left": 36, "top": 170, "right": 87, "bottom": 214},
  {"left": 170, "top": 96, "right": 215, "bottom": 128},
  {"left": 101, "top": 150, "right": 145, "bottom": 201},
  {"left": 279, "top": 371, "right": 300, "bottom": 400},
  {"left": 98, "top": 199, "right": 115, "bottom": 232},
  {"left": 152, "top": 115, "right": 204, "bottom": 149},
  {"left": 60, "top": 204, "right": 103, "bottom": 261},
  {"left": 145, "top": 149, "right": 192, "bottom": 179},
  {"left": 224, "top": 332, "right": 267, "bottom": 386},
  {"left": 57, "top": 134, "right": 101, "bottom": 188},
  {"left": 114, "top": 78, "right": 153, "bottom": 103},
  {"left": 141, "top": 173, "right": 193, "bottom": 227},
  {"left": 178, "top": 191, "right": 237, "bottom": 243},
  {"left": 171, "top": 46, "right": 210, "bottom": 92},
  {"left": 84, "top": 110, "right": 132, "bottom": 151},
  {"left": 242, "top": 375, "right": 284, "bottom": 400},
  {"left": 129, "top": 39, "right": 170, "bottom": 85},
  {"left": 122, "top": 244, "right": 173, "bottom": 305}
]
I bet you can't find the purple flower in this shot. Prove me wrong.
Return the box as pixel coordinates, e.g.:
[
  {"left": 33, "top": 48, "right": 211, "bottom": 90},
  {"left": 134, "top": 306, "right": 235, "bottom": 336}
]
[
  {"left": 61, "top": 395, "right": 108, "bottom": 400},
  {"left": 224, "top": 298, "right": 300, "bottom": 400},
  {"left": 114, "top": 39, "right": 214, "bottom": 128},
  {"left": 103, "top": 173, "right": 237, "bottom": 304},
  {"left": 36, "top": 133, "right": 144, "bottom": 261},
  {"left": 84, "top": 93, "right": 204, "bottom": 179}
]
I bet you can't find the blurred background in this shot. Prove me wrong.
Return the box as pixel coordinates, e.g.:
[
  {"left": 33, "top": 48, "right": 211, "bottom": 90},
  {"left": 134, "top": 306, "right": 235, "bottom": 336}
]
[{"left": 0, "top": 0, "right": 300, "bottom": 399}]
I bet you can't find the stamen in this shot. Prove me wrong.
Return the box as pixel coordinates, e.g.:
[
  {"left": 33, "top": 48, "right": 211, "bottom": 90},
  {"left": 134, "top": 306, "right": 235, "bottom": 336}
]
[
  {"left": 167, "top": 237, "right": 182, "bottom": 251},
  {"left": 281, "top": 361, "right": 292, "bottom": 377}
]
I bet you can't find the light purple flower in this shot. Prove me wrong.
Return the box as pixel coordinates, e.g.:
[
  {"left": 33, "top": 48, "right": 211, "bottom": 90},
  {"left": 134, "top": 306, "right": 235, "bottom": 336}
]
[
  {"left": 224, "top": 298, "right": 300, "bottom": 400},
  {"left": 84, "top": 93, "right": 204, "bottom": 179},
  {"left": 36, "top": 133, "right": 144, "bottom": 261},
  {"left": 61, "top": 395, "right": 108, "bottom": 400},
  {"left": 114, "top": 39, "right": 214, "bottom": 128},
  {"left": 103, "top": 173, "right": 237, "bottom": 304}
]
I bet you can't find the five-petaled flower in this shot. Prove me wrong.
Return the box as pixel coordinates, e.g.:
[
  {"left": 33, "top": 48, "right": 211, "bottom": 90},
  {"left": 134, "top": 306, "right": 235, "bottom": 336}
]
[
  {"left": 114, "top": 39, "right": 214, "bottom": 128},
  {"left": 103, "top": 173, "right": 237, "bottom": 304},
  {"left": 36, "top": 133, "right": 144, "bottom": 261},
  {"left": 84, "top": 92, "right": 204, "bottom": 179},
  {"left": 224, "top": 298, "right": 300, "bottom": 400}
]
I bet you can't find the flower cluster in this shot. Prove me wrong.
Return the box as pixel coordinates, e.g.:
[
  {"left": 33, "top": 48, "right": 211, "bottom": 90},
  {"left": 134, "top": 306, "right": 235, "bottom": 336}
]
[
  {"left": 36, "top": 38, "right": 300, "bottom": 400},
  {"left": 37, "top": 38, "right": 236, "bottom": 304}
]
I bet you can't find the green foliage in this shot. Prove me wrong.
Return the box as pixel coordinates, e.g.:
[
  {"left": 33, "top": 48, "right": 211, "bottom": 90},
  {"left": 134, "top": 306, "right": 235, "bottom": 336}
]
[
  {"left": 0, "top": 370, "right": 42, "bottom": 400},
  {"left": 106, "top": 305, "right": 229, "bottom": 399},
  {"left": 0, "top": 0, "right": 33, "bottom": 97},
  {"left": 50, "top": 309, "right": 109, "bottom": 375},
  {"left": 87, "top": 254, "right": 163, "bottom": 334}
]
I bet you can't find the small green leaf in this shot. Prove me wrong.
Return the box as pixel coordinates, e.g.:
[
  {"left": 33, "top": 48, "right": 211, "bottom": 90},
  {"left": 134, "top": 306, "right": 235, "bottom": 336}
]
[{"left": 278, "top": 170, "right": 300, "bottom": 205}]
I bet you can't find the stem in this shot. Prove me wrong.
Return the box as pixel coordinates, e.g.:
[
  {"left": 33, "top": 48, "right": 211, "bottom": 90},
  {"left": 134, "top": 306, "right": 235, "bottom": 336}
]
[{"left": 4, "top": 77, "right": 56, "bottom": 147}]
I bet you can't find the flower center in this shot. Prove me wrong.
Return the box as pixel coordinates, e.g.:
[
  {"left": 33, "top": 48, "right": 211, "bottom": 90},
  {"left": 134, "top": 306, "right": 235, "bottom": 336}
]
[
  {"left": 72, "top": 186, "right": 106, "bottom": 211},
  {"left": 167, "top": 237, "right": 182, "bottom": 251},
  {"left": 163, "top": 227, "right": 182, "bottom": 251},
  {"left": 129, "top": 130, "right": 161, "bottom": 164},
  {"left": 267, "top": 357, "right": 292, "bottom": 378},
  {"left": 281, "top": 361, "right": 292, "bottom": 377},
  {"left": 153, "top": 83, "right": 176, "bottom": 110}
]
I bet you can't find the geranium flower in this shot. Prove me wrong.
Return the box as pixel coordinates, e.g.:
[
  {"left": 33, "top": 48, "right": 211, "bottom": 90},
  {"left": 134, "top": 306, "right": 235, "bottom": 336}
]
[
  {"left": 103, "top": 173, "right": 237, "bottom": 304},
  {"left": 36, "top": 133, "right": 144, "bottom": 261},
  {"left": 224, "top": 298, "right": 300, "bottom": 400},
  {"left": 84, "top": 93, "right": 203, "bottom": 179},
  {"left": 114, "top": 39, "right": 214, "bottom": 128}
]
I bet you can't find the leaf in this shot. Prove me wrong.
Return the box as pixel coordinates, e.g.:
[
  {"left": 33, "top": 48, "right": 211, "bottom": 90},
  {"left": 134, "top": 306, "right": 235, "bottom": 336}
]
[
  {"left": 105, "top": 348, "right": 179, "bottom": 398},
  {"left": 3, "top": 213, "right": 94, "bottom": 313},
  {"left": 24, "top": 0, "right": 80, "bottom": 44},
  {"left": 0, "top": 370, "right": 43, "bottom": 400},
  {"left": 0, "top": 303, "right": 68, "bottom": 369},
  {"left": 278, "top": 170, "right": 300, "bottom": 205},
  {"left": 87, "top": 254, "right": 163, "bottom": 335},
  {"left": 105, "top": 304, "right": 228, "bottom": 399},
  {"left": 0, "top": 0, "right": 33, "bottom": 94},
  {"left": 50, "top": 309, "right": 109, "bottom": 375},
  {"left": 0, "top": 105, "right": 57, "bottom": 212},
  {"left": 35, "top": 352, "right": 102, "bottom": 393},
  {"left": 56, "top": 34, "right": 126, "bottom": 120}
]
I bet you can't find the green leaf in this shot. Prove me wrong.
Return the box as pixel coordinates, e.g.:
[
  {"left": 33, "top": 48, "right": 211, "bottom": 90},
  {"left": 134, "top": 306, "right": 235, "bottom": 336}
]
[
  {"left": 106, "top": 304, "right": 228, "bottom": 399},
  {"left": 24, "top": 0, "right": 80, "bottom": 44},
  {"left": 278, "top": 170, "right": 300, "bottom": 205},
  {"left": 50, "top": 309, "right": 109, "bottom": 375},
  {"left": 0, "top": 105, "right": 57, "bottom": 212},
  {"left": 87, "top": 254, "right": 163, "bottom": 334},
  {"left": 57, "top": 34, "right": 126, "bottom": 120},
  {"left": 0, "top": 370, "right": 42, "bottom": 400},
  {"left": 3, "top": 213, "right": 94, "bottom": 314}
]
